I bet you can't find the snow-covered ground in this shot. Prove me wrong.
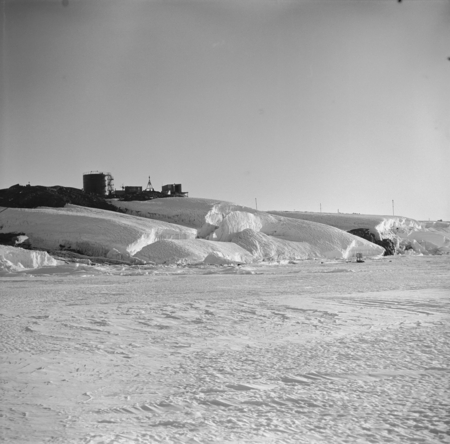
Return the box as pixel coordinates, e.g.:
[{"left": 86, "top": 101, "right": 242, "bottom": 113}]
[
  {"left": 0, "top": 198, "right": 449, "bottom": 442},
  {"left": 1, "top": 255, "right": 449, "bottom": 443}
]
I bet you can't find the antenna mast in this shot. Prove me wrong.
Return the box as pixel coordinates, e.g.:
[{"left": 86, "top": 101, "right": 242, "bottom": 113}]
[{"left": 146, "top": 176, "right": 154, "bottom": 192}]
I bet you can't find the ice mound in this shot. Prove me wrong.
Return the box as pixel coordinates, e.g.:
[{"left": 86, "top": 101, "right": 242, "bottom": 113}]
[
  {"left": 231, "top": 229, "right": 317, "bottom": 261},
  {"left": 398, "top": 220, "right": 450, "bottom": 255},
  {"left": 109, "top": 197, "right": 257, "bottom": 238},
  {"left": 134, "top": 239, "right": 254, "bottom": 265},
  {"left": 109, "top": 197, "right": 230, "bottom": 228},
  {"left": 0, "top": 205, "right": 196, "bottom": 260},
  {"left": 111, "top": 199, "right": 384, "bottom": 260},
  {"left": 0, "top": 245, "right": 63, "bottom": 271},
  {"left": 211, "top": 212, "right": 385, "bottom": 259},
  {"left": 268, "top": 211, "right": 423, "bottom": 241}
]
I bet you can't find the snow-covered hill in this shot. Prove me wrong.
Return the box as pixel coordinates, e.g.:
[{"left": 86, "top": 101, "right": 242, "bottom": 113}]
[
  {"left": 399, "top": 220, "right": 450, "bottom": 255},
  {"left": 0, "top": 205, "right": 196, "bottom": 261},
  {"left": 110, "top": 197, "right": 256, "bottom": 238},
  {"left": 268, "top": 211, "right": 423, "bottom": 240},
  {"left": 110, "top": 198, "right": 385, "bottom": 260},
  {"left": 2, "top": 199, "right": 446, "bottom": 271},
  {"left": 268, "top": 211, "right": 450, "bottom": 255}
]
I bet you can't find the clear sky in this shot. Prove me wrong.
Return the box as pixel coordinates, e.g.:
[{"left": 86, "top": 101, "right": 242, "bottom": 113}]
[{"left": 1, "top": 0, "right": 449, "bottom": 221}]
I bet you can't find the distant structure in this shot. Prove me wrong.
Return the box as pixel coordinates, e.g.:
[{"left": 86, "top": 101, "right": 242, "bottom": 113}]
[
  {"left": 83, "top": 171, "right": 114, "bottom": 196},
  {"left": 82, "top": 172, "right": 187, "bottom": 197},
  {"left": 162, "top": 183, "right": 187, "bottom": 196},
  {"left": 124, "top": 186, "right": 142, "bottom": 194},
  {"left": 145, "top": 176, "right": 154, "bottom": 192}
]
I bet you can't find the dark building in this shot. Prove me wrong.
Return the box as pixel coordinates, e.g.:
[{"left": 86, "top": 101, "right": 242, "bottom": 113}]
[
  {"left": 83, "top": 172, "right": 114, "bottom": 196},
  {"left": 162, "top": 183, "right": 188, "bottom": 197},
  {"left": 124, "top": 186, "right": 142, "bottom": 194}
]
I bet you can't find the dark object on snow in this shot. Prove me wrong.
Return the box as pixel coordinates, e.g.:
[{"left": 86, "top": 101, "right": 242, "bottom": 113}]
[
  {"left": 348, "top": 228, "right": 377, "bottom": 244},
  {"left": 0, "top": 184, "right": 119, "bottom": 212},
  {"left": 377, "top": 238, "right": 396, "bottom": 256},
  {"left": 356, "top": 253, "right": 364, "bottom": 263},
  {"left": 348, "top": 228, "right": 396, "bottom": 256},
  {"left": 0, "top": 232, "right": 31, "bottom": 249}
]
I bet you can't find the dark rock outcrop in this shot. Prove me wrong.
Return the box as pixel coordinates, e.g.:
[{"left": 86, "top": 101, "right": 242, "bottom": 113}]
[
  {"left": 0, "top": 232, "right": 31, "bottom": 249},
  {"left": 0, "top": 184, "right": 119, "bottom": 212},
  {"left": 348, "top": 228, "right": 377, "bottom": 244},
  {"left": 377, "top": 238, "right": 396, "bottom": 256},
  {"left": 348, "top": 228, "right": 396, "bottom": 256}
]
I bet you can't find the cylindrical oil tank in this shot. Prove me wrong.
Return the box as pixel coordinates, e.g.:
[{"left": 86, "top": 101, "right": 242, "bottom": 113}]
[
  {"left": 83, "top": 173, "right": 107, "bottom": 195},
  {"left": 174, "top": 184, "right": 182, "bottom": 193}
]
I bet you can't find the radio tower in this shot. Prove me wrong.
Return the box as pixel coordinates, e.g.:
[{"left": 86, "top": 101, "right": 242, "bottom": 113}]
[{"left": 145, "top": 176, "right": 154, "bottom": 192}]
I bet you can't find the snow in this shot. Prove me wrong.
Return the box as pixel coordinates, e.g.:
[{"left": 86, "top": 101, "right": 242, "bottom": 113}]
[
  {"left": 398, "top": 224, "right": 450, "bottom": 255},
  {"left": 0, "top": 205, "right": 197, "bottom": 261},
  {"left": 209, "top": 210, "right": 385, "bottom": 259},
  {"left": 1, "top": 255, "right": 449, "bottom": 443},
  {"left": 0, "top": 245, "right": 64, "bottom": 272},
  {"left": 268, "top": 211, "right": 450, "bottom": 256},
  {"left": 0, "top": 199, "right": 448, "bottom": 442},
  {"left": 268, "top": 211, "right": 423, "bottom": 240},
  {"left": 109, "top": 197, "right": 257, "bottom": 238},
  {"left": 1, "top": 200, "right": 446, "bottom": 271},
  {"left": 231, "top": 228, "right": 317, "bottom": 261},
  {"left": 134, "top": 239, "right": 255, "bottom": 265},
  {"left": 110, "top": 199, "right": 385, "bottom": 261}
]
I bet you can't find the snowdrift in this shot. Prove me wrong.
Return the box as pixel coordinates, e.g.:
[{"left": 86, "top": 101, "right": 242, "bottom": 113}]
[
  {"left": 268, "top": 211, "right": 450, "bottom": 256},
  {"left": 0, "top": 205, "right": 196, "bottom": 261},
  {"left": 268, "top": 211, "right": 423, "bottom": 240},
  {"left": 1, "top": 195, "right": 444, "bottom": 270},
  {"left": 0, "top": 245, "right": 64, "bottom": 272},
  {"left": 135, "top": 239, "right": 254, "bottom": 265},
  {"left": 398, "top": 220, "right": 450, "bottom": 255},
  {"left": 231, "top": 229, "right": 318, "bottom": 261},
  {"left": 109, "top": 197, "right": 256, "bottom": 238},
  {"left": 112, "top": 199, "right": 385, "bottom": 260},
  {"left": 208, "top": 210, "right": 384, "bottom": 259}
]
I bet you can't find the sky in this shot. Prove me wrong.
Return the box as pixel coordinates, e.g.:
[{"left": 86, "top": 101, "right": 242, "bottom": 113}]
[{"left": 1, "top": 0, "right": 449, "bottom": 221}]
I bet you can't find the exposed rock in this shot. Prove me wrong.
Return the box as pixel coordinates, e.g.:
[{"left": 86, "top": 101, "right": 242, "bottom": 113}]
[
  {"left": 348, "top": 228, "right": 395, "bottom": 256},
  {"left": 377, "top": 238, "right": 396, "bottom": 256},
  {"left": 0, "top": 184, "right": 119, "bottom": 211},
  {"left": 347, "top": 228, "right": 377, "bottom": 243},
  {"left": 0, "top": 232, "right": 31, "bottom": 249}
]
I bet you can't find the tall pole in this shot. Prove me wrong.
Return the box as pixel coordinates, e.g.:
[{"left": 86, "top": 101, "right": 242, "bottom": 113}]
[
  {"left": 255, "top": 198, "right": 258, "bottom": 211},
  {"left": 392, "top": 200, "right": 395, "bottom": 216},
  {"left": 320, "top": 203, "right": 322, "bottom": 213}
]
